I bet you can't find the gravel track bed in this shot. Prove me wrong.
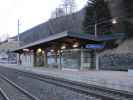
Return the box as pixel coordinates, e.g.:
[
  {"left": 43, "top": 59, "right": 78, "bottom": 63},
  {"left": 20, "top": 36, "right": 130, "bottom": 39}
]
[
  {"left": 0, "top": 67, "right": 101, "bottom": 100},
  {"left": 0, "top": 75, "right": 34, "bottom": 100},
  {"left": 0, "top": 91, "right": 6, "bottom": 100}
]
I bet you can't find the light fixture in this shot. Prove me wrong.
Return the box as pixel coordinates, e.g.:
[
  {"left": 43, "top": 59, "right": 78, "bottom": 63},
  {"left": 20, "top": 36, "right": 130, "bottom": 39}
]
[
  {"left": 50, "top": 49, "right": 54, "bottom": 52},
  {"left": 42, "top": 51, "right": 45, "bottom": 54},
  {"left": 61, "top": 45, "right": 66, "bottom": 49},
  {"left": 37, "top": 48, "right": 42, "bottom": 53},
  {"left": 60, "top": 50, "right": 63, "bottom": 53},
  {"left": 23, "top": 49, "right": 29, "bottom": 52},
  {"left": 112, "top": 19, "right": 117, "bottom": 24},
  {"left": 57, "top": 50, "right": 60, "bottom": 53},
  {"left": 73, "top": 42, "right": 79, "bottom": 48}
]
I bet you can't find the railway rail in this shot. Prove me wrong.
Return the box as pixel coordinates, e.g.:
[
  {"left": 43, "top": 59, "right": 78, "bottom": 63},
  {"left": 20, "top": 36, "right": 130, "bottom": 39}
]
[
  {"left": 23, "top": 71, "right": 133, "bottom": 100},
  {"left": 0, "top": 73, "right": 39, "bottom": 100},
  {"left": 8, "top": 68, "right": 133, "bottom": 100},
  {"left": 0, "top": 88, "right": 9, "bottom": 100},
  {"left": 0, "top": 66, "right": 133, "bottom": 100}
]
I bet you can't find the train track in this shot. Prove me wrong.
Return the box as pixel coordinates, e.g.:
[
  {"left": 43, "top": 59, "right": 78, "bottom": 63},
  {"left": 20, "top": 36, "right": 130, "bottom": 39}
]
[
  {"left": 18, "top": 70, "right": 133, "bottom": 100},
  {"left": 0, "top": 73, "right": 39, "bottom": 100},
  {"left": 0, "top": 88, "right": 9, "bottom": 100},
  {"left": 0, "top": 67, "right": 133, "bottom": 100}
]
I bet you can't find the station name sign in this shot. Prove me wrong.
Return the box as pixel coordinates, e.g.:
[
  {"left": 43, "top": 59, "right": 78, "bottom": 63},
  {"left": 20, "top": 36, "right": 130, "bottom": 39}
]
[{"left": 85, "top": 44, "right": 105, "bottom": 49}]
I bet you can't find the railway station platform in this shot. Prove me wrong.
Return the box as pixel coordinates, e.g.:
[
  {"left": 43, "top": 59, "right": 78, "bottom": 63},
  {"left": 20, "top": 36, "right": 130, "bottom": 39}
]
[{"left": 0, "top": 64, "right": 133, "bottom": 93}]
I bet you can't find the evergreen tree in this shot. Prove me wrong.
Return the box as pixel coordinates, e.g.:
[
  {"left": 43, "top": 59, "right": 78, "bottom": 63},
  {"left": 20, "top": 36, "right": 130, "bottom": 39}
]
[
  {"left": 123, "top": 0, "right": 133, "bottom": 38},
  {"left": 82, "top": 0, "right": 111, "bottom": 35}
]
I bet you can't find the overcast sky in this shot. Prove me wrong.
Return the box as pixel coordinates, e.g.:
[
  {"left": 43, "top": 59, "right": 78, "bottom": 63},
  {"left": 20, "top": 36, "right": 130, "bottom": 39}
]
[{"left": 0, "top": 0, "right": 87, "bottom": 41}]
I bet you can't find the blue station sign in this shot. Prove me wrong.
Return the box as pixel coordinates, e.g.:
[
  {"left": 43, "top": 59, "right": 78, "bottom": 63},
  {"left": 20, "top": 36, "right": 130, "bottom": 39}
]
[{"left": 86, "top": 44, "right": 105, "bottom": 49}]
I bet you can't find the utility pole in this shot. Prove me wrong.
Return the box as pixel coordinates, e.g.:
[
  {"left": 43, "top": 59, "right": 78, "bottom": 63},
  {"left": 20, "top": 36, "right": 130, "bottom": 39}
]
[
  {"left": 17, "top": 19, "right": 21, "bottom": 64},
  {"left": 17, "top": 19, "right": 20, "bottom": 46}
]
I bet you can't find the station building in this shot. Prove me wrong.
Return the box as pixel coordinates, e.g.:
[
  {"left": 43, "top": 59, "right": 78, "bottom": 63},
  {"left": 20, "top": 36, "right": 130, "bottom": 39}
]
[
  {"left": 12, "top": 2, "right": 128, "bottom": 70},
  {"left": 12, "top": 31, "right": 123, "bottom": 70}
]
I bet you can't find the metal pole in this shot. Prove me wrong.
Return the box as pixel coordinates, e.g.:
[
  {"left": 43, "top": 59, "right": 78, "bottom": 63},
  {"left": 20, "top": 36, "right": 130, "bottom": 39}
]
[
  {"left": 94, "top": 23, "right": 99, "bottom": 70},
  {"left": 17, "top": 19, "right": 21, "bottom": 65},
  {"left": 17, "top": 19, "right": 20, "bottom": 46},
  {"left": 94, "top": 23, "right": 97, "bottom": 37},
  {"left": 96, "top": 51, "right": 99, "bottom": 71},
  {"left": 59, "top": 50, "right": 62, "bottom": 70}
]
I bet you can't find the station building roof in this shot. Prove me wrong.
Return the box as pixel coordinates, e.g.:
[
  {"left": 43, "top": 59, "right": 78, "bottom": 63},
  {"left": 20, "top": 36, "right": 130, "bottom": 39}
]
[{"left": 12, "top": 31, "right": 125, "bottom": 53}]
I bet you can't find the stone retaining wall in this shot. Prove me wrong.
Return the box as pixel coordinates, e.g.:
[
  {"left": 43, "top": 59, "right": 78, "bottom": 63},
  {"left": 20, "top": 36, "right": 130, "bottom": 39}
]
[{"left": 99, "top": 53, "right": 133, "bottom": 71}]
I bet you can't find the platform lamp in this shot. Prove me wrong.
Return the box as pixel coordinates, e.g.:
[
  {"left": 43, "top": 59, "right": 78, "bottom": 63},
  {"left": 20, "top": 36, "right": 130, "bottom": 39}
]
[
  {"left": 94, "top": 18, "right": 118, "bottom": 71},
  {"left": 94, "top": 18, "right": 118, "bottom": 37}
]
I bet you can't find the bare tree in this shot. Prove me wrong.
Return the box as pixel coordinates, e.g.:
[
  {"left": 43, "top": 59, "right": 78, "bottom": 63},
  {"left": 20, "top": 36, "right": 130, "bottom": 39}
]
[
  {"left": 48, "top": 0, "right": 78, "bottom": 35},
  {"left": 50, "top": 0, "right": 76, "bottom": 18},
  {"left": 61, "top": 0, "right": 76, "bottom": 15},
  {"left": 51, "top": 7, "right": 65, "bottom": 19}
]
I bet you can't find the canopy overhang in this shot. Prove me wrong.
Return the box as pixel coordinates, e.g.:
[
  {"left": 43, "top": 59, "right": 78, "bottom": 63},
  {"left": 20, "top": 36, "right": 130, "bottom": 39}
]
[{"left": 12, "top": 31, "right": 125, "bottom": 53}]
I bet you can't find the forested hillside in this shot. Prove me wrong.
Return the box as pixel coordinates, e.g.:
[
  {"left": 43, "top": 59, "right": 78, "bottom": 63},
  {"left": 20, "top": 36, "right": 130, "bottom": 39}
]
[{"left": 15, "top": 9, "right": 85, "bottom": 45}]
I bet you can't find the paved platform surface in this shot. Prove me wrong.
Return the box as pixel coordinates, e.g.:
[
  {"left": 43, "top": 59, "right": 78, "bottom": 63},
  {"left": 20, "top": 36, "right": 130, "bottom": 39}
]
[{"left": 0, "top": 64, "right": 133, "bottom": 93}]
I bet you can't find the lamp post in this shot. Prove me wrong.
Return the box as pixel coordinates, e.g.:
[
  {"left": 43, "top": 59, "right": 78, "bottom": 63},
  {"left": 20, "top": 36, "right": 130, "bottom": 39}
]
[
  {"left": 94, "top": 18, "right": 117, "bottom": 38},
  {"left": 94, "top": 18, "right": 118, "bottom": 71}
]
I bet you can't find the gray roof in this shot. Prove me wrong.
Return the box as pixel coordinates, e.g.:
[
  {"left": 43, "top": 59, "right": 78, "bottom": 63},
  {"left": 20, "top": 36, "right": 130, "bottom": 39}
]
[
  {"left": 12, "top": 31, "right": 88, "bottom": 51},
  {"left": 12, "top": 31, "right": 125, "bottom": 52}
]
